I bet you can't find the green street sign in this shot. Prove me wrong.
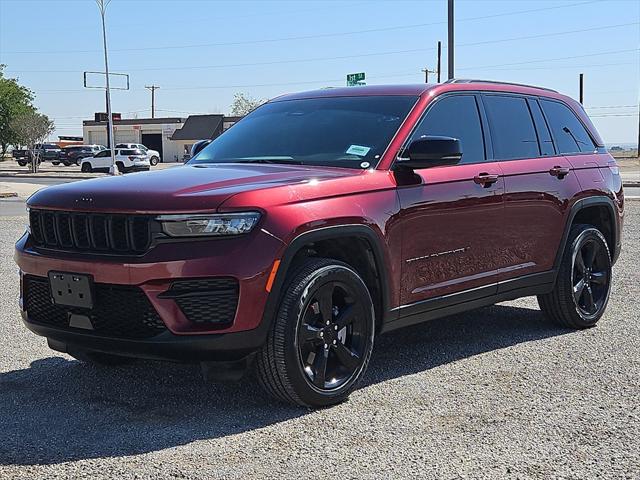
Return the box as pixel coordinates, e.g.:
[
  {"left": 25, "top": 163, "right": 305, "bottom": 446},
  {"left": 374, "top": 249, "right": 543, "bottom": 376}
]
[{"left": 347, "top": 72, "right": 365, "bottom": 86}]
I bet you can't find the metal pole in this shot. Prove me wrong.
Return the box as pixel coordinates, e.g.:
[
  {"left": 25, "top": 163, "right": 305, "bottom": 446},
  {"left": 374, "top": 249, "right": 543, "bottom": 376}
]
[
  {"left": 437, "top": 41, "right": 442, "bottom": 83},
  {"left": 145, "top": 85, "right": 160, "bottom": 118},
  {"left": 447, "top": 0, "right": 454, "bottom": 80},
  {"left": 98, "top": 0, "right": 118, "bottom": 175},
  {"left": 579, "top": 73, "right": 584, "bottom": 104}
]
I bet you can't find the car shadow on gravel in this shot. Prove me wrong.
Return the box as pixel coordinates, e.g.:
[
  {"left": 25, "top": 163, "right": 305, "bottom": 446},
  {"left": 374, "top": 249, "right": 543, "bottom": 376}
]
[{"left": 0, "top": 304, "right": 569, "bottom": 466}]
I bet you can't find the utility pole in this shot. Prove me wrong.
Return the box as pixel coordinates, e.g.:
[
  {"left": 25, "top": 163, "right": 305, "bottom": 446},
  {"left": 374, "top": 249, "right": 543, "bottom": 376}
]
[
  {"left": 448, "top": 0, "right": 454, "bottom": 80},
  {"left": 437, "top": 41, "right": 442, "bottom": 83},
  {"left": 96, "top": 0, "right": 118, "bottom": 175},
  {"left": 421, "top": 67, "right": 437, "bottom": 83},
  {"left": 579, "top": 73, "right": 584, "bottom": 104},
  {"left": 145, "top": 85, "right": 160, "bottom": 118}
]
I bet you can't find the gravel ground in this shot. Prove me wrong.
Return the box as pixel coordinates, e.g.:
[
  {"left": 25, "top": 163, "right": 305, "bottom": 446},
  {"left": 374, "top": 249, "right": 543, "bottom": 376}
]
[{"left": 0, "top": 205, "right": 638, "bottom": 479}]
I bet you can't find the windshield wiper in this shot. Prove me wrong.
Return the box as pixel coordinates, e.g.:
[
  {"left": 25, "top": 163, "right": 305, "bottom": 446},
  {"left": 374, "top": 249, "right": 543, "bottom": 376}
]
[{"left": 234, "top": 156, "right": 303, "bottom": 165}]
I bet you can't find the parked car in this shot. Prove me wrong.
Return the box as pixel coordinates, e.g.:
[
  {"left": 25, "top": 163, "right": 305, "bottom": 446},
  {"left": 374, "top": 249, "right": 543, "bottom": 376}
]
[
  {"left": 115, "top": 143, "right": 161, "bottom": 165},
  {"left": 78, "top": 148, "right": 150, "bottom": 173},
  {"left": 16, "top": 81, "right": 623, "bottom": 408},
  {"left": 11, "top": 148, "right": 32, "bottom": 166},
  {"left": 56, "top": 145, "right": 105, "bottom": 166},
  {"left": 12, "top": 143, "right": 60, "bottom": 166},
  {"left": 33, "top": 143, "right": 62, "bottom": 163}
]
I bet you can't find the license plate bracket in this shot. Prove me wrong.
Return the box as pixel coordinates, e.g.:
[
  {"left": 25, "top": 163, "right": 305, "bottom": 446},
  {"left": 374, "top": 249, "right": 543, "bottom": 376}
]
[{"left": 48, "top": 271, "right": 94, "bottom": 309}]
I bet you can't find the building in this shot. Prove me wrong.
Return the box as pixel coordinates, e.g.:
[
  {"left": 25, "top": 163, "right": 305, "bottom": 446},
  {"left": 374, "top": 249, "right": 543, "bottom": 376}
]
[{"left": 82, "top": 114, "right": 242, "bottom": 163}]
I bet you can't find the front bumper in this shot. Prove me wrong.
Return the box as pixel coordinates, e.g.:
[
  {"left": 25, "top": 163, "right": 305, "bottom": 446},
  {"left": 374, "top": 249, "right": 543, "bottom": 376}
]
[
  {"left": 22, "top": 312, "right": 269, "bottom": 362},
  {"left": 15, "top": 227, "right": 285, "bottom": 358}
]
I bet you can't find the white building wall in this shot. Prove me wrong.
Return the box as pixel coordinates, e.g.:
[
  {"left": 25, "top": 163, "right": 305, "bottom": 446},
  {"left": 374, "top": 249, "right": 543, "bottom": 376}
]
[{"left": 83, "top": 121, "right": 185, "bottom": 162}]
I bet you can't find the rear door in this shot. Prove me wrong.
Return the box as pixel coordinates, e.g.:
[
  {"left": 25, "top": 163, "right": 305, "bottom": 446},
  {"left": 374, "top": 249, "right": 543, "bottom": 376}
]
[
  {"left": 396, "top": 94, "right": 505, "bottom": 311},
  {"left": 481, "top": 94, "right": 581, "bottom": 286}
]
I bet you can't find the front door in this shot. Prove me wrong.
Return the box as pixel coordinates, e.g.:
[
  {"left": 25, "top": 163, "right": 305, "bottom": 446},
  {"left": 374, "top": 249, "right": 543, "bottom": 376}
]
[{"left": 396, "top": 94, "right": 505, "bottom": 311}]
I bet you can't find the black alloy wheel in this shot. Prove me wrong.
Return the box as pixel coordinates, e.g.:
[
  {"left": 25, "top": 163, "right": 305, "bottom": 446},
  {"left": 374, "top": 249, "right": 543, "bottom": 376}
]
[
  {"left": 538, "top": 224, "right": 612, "bottom": 329},
  {"left": 297, "top": 280, "right": 368, "bottom": 391},
  {"left": 572, "top": 236, "right": 609, "bottom": 317},
  {"left": 256, "top": 258, "right": 375, "bottom": 407}
]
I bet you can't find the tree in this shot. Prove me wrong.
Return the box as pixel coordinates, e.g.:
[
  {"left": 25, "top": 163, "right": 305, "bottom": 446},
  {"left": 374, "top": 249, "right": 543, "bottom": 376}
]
[
  {"left": 0, "top": 65, "right": 36, "bottom": 156},
  {"left": 10, "top": 111, "right": 54, "bottom": 173},
  {"left": 230, "top": 92, "right": 265, "bottom": 116}
]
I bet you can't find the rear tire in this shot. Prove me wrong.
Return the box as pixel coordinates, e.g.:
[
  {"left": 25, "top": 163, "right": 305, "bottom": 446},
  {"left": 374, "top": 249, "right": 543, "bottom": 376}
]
[
  {"left": 150, "top": 156, "right": 159, "bottom": 166},
  {"left": 80, "top": 163, "right": 92, "bottom": 173},
  {"left": 18, "top": 161, "right": 27, "bottom": 167},
  {"left": 52, "top": 161, "right": 60, "bottom": 165},
  {"left": 116, "top": 161, "right": 126, "bottom": 173},
  {"left": 256, "top": 258, "right": 375, "bottom": 407},
  {"left": 538, "top": 224, "right": 612, "bottom": 329}
]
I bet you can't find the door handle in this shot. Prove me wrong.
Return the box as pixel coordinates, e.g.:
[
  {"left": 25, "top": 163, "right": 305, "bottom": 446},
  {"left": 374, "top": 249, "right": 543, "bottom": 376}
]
[
  {"left": 473, "top": 173, "right": 500, "bottom": 187},
  {"left": 549, "top": 166, "right": 570, "bottom": 178}
]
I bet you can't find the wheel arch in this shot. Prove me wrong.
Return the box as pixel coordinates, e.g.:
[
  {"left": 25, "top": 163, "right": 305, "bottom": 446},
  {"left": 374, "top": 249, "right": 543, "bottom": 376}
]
[
  {"left": 260, "top": 224, "right": 393, "bottom": 333},
  {"left": 554, "top": 196, "right": 620, "bottom": 272}
]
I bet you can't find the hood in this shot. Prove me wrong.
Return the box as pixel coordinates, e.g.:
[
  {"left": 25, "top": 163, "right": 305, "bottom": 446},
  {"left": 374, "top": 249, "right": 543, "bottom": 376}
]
[{"left": 27, "top": 163, "right": 359, "bottom": 213}]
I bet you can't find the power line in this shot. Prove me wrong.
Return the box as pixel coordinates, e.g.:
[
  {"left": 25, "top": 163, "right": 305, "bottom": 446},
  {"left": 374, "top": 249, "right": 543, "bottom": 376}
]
[
  {"left": 7, "top": 22, "right": 637, "bottom": 75},
  {"left": 2, "top": 0, "right": 602, "bottom": 55}
]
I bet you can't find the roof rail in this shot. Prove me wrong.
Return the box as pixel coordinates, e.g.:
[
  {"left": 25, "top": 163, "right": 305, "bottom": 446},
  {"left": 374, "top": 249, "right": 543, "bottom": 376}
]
[{"left": 444, "top": 79, "right": 558, "bottom": 93}]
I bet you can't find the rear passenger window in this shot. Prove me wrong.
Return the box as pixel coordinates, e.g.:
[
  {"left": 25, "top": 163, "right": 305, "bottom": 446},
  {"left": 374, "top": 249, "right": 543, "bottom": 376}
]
[
  {"left": 540, "top": 99, "right": 595, "bottom": 154},
  {"left": 528, "top": 99, "right": 556, "bottom": 156},
  {"left": 483, "top": 95, "right": 539, "bottom": 160},
  {"left": 411, "top": 95, "right": 486, "bottom": 164}
]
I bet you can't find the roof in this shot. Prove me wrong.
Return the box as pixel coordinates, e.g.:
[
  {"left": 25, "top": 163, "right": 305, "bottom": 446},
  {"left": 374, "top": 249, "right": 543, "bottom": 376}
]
[
  {"left": 83, "top": 117, "right": 183, "bottom": 126},
  {"left": 272, "top": 84, "right": 434, "bottom": 102},
  {"left": 271, "top": 80, "right": 562, "bottom": 103},
  {"left": 170, "top": 114, "right": 224, "bottom": 140}
]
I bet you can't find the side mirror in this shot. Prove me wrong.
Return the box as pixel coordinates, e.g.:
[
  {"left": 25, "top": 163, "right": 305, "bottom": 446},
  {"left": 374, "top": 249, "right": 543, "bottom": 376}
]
[
  {"left": 394, "top": 136, "right": 462, "bottom": 170},
  {"left": 191, "top": 139, "right": 212, "bottom": 158}
]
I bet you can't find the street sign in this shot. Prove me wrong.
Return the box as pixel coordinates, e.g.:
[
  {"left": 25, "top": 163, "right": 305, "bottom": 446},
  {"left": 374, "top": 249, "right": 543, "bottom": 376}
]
[{"left": 347, "top": 72, "right": 366, "bottom": 86}]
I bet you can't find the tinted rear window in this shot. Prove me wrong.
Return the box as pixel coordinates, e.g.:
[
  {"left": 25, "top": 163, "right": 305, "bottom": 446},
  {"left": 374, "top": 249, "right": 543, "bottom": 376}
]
[
  {"left": 483, "top": 95, "right": 539, "bottom": 160},
  {"left": 120, "top": 149, "right": 143, "bottom": 155},
  {"left": 540, "top": 99, "right": 595, "bottom": 154}
]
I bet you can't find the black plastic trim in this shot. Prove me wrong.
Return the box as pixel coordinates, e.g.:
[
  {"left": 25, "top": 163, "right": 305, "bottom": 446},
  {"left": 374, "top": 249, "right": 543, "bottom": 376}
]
[
  {"left": 553, "top": 196, "right": 620, "bottom": 270},
  {"left": 260, "top": 224, "right": 394, "bottom": 333},
  {"left": 23, "top": 311, "right": 268, "bottom": 362},
  {"left": 382, "top": 270, "right": 555, "bottom": 334}
]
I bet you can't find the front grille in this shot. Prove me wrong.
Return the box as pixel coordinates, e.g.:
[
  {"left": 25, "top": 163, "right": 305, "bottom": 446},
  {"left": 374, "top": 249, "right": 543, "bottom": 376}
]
[
  {"left": 24, "top": 275, "right": 166, "bottom": 339},
  {"left": 161, "top": 278, "right": 239, "bottom": 326},
  {"left": 29, "top": 209, "right": 152, "bottom": 255}
]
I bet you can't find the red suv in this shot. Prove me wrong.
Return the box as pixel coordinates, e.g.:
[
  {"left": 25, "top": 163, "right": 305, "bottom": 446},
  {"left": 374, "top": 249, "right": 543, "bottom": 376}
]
[{"left": 15, "top": 80, "right": 624, "bottom": 407}]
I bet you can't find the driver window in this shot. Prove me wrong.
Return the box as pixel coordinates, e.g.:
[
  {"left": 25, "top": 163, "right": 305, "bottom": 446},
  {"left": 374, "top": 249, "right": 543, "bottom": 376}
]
[{"left": 409, "top": 95, "right": 486, "bottom": 165}]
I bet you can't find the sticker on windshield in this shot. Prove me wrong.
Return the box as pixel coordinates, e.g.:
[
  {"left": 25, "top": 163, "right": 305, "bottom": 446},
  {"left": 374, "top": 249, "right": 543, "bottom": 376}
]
[{"left": 346, "top": 145, "right": 371, "bottom": 156}]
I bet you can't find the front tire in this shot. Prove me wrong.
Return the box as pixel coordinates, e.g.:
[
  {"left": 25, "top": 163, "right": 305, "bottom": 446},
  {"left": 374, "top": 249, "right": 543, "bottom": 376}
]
[
  {"left": 80, "top": 163, "right": 92, "bottom": 172},
  {"left": 538, "top": 224, "right": 612, "bottom": 329},
  {"left": 256, "top": 258, "right": 375, "bottom": 407}
]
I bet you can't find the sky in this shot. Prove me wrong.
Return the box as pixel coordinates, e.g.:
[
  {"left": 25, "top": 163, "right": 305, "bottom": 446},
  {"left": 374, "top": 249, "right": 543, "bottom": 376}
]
[{"left": 0, "top": 0, "right": 638, "bottom": 145}]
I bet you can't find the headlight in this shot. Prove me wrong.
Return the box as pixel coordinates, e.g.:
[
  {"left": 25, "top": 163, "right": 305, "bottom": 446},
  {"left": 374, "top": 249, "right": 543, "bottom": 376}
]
[{"left": 157, "top": 212, "right": 261, "bottom": 237}]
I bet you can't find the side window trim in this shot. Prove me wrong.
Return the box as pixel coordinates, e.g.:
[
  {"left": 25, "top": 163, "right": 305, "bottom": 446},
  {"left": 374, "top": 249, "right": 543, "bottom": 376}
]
[
  {"left": 527, "top": 98, "right": 558, "bottom": 156},
  {"left": 400, "top": 92, "right": 493, "bottom": 165}
]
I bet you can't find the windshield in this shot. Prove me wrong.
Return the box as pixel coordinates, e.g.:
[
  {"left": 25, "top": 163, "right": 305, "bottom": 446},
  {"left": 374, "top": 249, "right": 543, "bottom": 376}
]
[{"left": 188, "top": 95, "right": 417, "bottom": 169}]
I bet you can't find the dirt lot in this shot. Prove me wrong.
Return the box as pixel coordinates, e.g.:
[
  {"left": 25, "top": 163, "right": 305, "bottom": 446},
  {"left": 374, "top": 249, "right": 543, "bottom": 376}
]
[{"left": 0, "top": 205, "right": 638, "bottom": 479}]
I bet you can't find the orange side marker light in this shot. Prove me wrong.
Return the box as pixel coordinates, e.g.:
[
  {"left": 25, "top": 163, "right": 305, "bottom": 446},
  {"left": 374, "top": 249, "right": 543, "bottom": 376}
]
[{"left": 265, "top": 259, "right": 281, "bottom": 292}]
